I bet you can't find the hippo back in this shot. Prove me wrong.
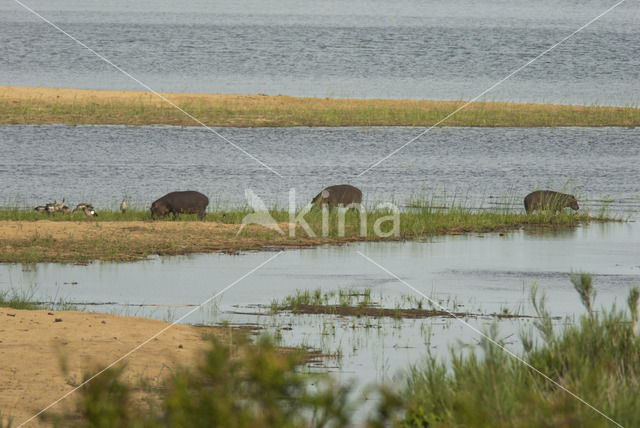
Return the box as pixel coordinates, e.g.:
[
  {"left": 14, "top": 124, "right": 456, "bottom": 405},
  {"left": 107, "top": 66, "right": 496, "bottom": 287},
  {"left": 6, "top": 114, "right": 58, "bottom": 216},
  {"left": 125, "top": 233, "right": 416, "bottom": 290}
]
[
  {"left": 524, "top": 190, "right": 579, "bottom": 214},
  {"left": 151, "top": 191, "right": 209, "bottom": 219},
  {"left": 312, "top": 184, "right": 362, "bottom": 209}
]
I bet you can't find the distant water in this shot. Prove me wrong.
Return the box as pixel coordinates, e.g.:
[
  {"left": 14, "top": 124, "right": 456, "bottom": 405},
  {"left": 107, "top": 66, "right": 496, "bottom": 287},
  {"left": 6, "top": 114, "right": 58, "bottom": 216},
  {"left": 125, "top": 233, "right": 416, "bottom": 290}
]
[
  {"left": 1, "top": 125, "right": 638, "bottom": 216},
  {"left": 1, "top": 0, "right": 639, "bottom": 105}
]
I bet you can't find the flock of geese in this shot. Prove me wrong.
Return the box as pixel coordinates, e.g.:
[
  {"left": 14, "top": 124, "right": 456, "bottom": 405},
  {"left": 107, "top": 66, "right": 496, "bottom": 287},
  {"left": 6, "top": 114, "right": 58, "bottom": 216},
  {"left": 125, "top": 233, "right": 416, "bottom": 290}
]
[{"left": 34, "top": 197, "right": 128, "bottom": 217}]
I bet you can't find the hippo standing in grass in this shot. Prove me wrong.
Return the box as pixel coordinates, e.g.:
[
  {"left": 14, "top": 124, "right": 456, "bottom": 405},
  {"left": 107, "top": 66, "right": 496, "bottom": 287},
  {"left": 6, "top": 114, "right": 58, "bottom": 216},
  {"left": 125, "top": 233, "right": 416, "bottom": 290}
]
[
  {"left": 524, "top": 190, "right": 579, "bottom": 214},
  {"left": 151, "top": 191, "right": 209, "bottom": 220},
  {"left": 312, "top": 184, "right": 362, "bottom": 209}
]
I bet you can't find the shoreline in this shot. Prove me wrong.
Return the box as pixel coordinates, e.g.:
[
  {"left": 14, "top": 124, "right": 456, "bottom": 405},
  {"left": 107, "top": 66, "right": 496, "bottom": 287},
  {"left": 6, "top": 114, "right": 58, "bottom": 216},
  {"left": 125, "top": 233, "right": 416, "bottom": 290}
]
[
  {"left": 1, "top": 85, "right": 638, "bottom": 127},
  {"left": 0, "top": 211, "right": 605, "bottom": 263}
]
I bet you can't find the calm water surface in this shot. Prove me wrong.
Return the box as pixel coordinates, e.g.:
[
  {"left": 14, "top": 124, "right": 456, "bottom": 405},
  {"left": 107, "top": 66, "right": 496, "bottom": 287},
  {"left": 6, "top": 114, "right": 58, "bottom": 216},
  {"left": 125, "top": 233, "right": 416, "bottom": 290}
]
[
  {"left": 1, "top": 125, "right": 639, "bottom": 215},
  {"left": 1, "top": 0, "right": 638, "bottom": 104}
]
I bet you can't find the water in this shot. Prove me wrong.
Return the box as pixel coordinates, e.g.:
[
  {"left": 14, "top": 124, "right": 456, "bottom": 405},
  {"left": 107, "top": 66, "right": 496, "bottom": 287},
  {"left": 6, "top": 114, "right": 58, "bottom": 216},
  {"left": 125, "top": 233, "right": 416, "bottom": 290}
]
[
  {"left": 1, "top": 125, "right": 639, "bottom": 215},
  {"left": 1, "top": 222, "right": 639, "bottom": 385},
  {"left": 1, "top": 0, "right": 639, "bottom": 104}
]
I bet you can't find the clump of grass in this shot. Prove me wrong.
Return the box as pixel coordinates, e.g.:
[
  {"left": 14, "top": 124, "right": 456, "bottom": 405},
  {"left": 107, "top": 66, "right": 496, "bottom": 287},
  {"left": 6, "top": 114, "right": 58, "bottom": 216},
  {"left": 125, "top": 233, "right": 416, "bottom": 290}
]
[
  {"left": 399, "top": 274, "right": 640, "bottom": 427},
  {"left": 271, "top": 287, "right": 375, "bottom": 314},
  {"left": 0, "top": 287, "right": 38, "bottom": 310},
  {"left": 0, "top": 284, "right": 77, "bottom": 311},
  {"left": 570, "top": 271, "right": 596, "bottom": 319}
]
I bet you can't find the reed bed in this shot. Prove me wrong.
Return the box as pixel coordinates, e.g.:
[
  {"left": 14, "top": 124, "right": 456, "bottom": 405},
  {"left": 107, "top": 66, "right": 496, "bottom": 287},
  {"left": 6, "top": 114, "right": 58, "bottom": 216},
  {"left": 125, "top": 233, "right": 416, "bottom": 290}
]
[{"left": 2, "top": 86, "right": 638, "bottom": 127}]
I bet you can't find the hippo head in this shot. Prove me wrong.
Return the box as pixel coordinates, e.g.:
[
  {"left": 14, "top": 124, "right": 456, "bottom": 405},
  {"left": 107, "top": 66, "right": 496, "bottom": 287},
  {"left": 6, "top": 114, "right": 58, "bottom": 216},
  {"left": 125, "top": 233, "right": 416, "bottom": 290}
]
[
  {"left": 568, "top": 195, "right": 579, "bottom": 211},
  {"left": 311, "top": 190, "right": 331, "bottom": 208},
  {"left": 151, "top": 202, "right": 167, "bottom": 217}
]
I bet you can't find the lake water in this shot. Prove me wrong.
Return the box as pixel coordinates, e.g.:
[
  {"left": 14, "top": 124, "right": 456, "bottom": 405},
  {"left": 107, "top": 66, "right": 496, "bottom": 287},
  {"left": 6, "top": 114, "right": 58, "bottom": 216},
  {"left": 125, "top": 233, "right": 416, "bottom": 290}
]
[
  {"left": 1, "top": 125, "right": 639, "bottom": 216},
  {"left": 1, "top": 0, "right": 639, "bottom": 105}
]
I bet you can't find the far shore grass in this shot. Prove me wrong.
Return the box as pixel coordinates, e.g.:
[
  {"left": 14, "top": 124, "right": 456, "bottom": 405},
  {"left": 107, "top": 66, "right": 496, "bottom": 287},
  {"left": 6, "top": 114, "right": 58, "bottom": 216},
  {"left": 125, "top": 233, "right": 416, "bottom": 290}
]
[
  {"left": 1, "top": 85, "right": 639, "bottom": 127},
  {"left": 0, "top": 205, "right": 614, "bottom": 264}
]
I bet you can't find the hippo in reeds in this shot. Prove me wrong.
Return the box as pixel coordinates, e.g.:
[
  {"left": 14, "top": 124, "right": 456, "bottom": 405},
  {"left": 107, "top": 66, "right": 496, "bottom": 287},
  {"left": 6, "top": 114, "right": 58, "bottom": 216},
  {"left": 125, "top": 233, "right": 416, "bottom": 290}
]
[
  {"left": 524, "top": 190, "right": 579, "bottom": 214},
  {"left": 151, "top": 190, "right": 209, "bottom": 220},
  {"left": 312, "top": 184, "right": 362, "bottom": 209}
]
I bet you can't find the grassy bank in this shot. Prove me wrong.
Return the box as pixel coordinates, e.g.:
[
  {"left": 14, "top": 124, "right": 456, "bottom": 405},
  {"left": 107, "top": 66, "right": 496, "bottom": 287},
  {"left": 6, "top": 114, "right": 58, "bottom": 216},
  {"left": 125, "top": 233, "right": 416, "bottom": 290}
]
[
  {"left": 2, "top": 86, "right": 639, "bottom": 127},
  {"left": 0, "top": 205, "right": 608, "bottom": 264}
]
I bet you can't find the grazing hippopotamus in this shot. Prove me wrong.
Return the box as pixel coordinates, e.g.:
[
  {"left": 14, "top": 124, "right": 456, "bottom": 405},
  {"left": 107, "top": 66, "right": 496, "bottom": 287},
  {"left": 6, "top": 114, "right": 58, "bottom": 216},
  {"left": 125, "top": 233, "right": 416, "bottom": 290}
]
[
  {"left": 311, "top": 184, "right": 362, "bottom": 209},
  {"left": 151, "top": 191, "right": 209, "bottom": 220},
  {"left": 524, "top": 190, "right": 579, "bottom": 214}
]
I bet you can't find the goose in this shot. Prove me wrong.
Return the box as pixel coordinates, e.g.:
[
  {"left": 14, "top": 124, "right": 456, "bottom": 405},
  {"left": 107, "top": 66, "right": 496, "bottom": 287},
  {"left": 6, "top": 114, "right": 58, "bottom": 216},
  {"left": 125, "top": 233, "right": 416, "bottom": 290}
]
[
  {"left": 73, "top": 202, "right": 94, "bottom": 213},
  {"left": 58, "top": 198, "right": 70, "bottom": 214},
  {"left": 53, "top": 198, "right": 67, "bottom": 212},
  {"left": 82, "top": 206, "right": 98, "bottom": 217},
  {"left": 120, "top": 197, "right": 128, "bottom": 213}
]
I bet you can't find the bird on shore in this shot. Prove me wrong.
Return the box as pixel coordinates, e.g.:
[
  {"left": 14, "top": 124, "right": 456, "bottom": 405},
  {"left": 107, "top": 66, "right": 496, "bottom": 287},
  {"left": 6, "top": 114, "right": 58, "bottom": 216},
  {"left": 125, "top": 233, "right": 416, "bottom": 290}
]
[
  {"left": 53, "top": 198, "right": 67, "bottom": 212},
  {"left": 46, "top": 200, "right": 58, "bottom": 213},
  {"left": 73, "top": 202, "right": 94, "bottom": 213},
  {"left": 120, "top": 197, "right": 128, "bottom": 213},
  {"left": 82, "top": 206, "right": 98, "bottom": 217}
]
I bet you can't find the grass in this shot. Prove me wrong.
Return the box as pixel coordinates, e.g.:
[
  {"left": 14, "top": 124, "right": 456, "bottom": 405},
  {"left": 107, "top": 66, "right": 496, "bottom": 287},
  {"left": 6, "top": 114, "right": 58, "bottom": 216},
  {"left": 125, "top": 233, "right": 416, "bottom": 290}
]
[
  {"left": 0, "top": 198, "right": 615, "bottom": 264},
  {"left": 2, "top": 86, "right": 639, "bottom": 127},
  {"left": 269, "top": 287, "right": 543, "bottom": 320},
  {"left": 0, "top": 287, "right": 39, "bottom": 310},
  {"left": 0, "top": 286, "right": 77, "bottom": 311}
]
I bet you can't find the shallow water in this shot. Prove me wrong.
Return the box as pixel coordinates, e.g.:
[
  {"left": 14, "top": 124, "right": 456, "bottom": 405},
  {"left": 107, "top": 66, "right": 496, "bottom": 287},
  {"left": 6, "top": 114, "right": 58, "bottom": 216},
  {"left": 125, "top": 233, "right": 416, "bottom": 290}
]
[
  {"left": 1, "top": 0, "right": 639, "bottom": 105},
  {"left": 1, "top": 125, "right": 639, "bottom": 216},
  {"left": 2, "top": 222, "right": 638, "bottom": 387}
]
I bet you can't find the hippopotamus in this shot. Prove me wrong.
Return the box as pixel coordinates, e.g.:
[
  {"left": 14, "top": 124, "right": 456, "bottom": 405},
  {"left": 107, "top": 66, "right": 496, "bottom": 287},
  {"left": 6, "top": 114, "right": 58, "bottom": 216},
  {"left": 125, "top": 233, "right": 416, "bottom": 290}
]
[
  {"left": 311, "top": 184, "right": 362, "bottom": 209},
  {"left": 151, "top": 191, "right": 209, "bottom": 220},
  {"left": 524, "top": 190, "right": 579, "bottom": 214}
]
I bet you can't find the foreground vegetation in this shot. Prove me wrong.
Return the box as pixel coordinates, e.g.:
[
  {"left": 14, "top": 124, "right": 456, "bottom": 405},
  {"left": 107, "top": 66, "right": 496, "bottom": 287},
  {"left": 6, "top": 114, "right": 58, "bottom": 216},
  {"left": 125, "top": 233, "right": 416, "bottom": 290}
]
[
  {"left": 12, "top": 274, "right": 637, "bottom": 427},
  {"left": 2, "top": 86, "right": 639, "bottom": 127},
  {"left": 0, "top": 203, "right": 610, "bottom": 264},
  {"left": 402, "top": 274, "right": 640, "bottom": 427}
]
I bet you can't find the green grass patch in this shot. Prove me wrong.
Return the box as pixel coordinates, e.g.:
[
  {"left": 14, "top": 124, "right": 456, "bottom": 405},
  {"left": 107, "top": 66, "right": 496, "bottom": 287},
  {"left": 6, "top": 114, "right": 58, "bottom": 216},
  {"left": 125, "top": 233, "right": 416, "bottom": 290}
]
[
  {"left": 0, "top": 287, "right": 39, "bottom": 310},
  {"left": 0, "top": 286, "right": 77, "bottom": 311}
]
